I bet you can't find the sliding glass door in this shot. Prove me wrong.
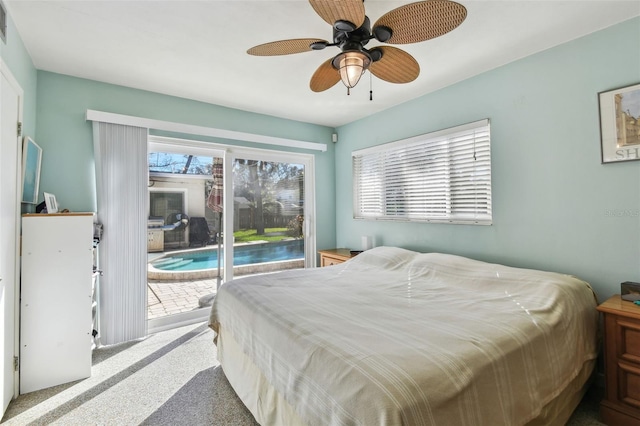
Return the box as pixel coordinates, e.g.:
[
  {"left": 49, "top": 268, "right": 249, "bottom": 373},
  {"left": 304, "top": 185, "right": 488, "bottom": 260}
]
[
  {"left": 146, "top": 141, "right": 224, "bottom": 331},
  {"left": 229, "top": 157, "right": 306, "bottom": 277},
  {"left": 146, "top": 138, "right": 315, "bottom": 332}
]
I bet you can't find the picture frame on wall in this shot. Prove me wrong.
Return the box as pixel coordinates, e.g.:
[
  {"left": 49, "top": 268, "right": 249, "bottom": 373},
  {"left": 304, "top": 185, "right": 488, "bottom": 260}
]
[
  {"left": 598, "top": 82, "right": 640, "bottom": 163},
  {"left": 21, "top": 137, "right": 42, "bottom": 204},
  {"left": 43, "top": 192, "right": 58, "bottom": 214}
]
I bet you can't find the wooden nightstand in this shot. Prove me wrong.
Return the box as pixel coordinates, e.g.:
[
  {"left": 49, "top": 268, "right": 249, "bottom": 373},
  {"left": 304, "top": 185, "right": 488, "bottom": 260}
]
[
  {"left": 597, "top": 295, "right": 640, "bottom": 426},
  {"left": 318, "top": 249, "right": 358, "bottom": 267}
]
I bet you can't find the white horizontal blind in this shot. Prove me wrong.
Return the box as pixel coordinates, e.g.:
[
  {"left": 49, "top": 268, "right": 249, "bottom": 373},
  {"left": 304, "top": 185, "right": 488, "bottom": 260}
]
[{"left": 353, "top": 119, "right": 491, "bottom": 225}]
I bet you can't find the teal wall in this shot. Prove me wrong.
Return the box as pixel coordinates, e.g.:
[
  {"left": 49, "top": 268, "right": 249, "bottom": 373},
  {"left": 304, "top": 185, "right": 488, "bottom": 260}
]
[
  {"left": 335, "top": 18, "right": 640, "bottom": 302},
  {"left": 13, "top": 13, "right": 640, "bottom": 301},
  {"left": 34, "top": 72, "right": 337, "bottom": 250},
  {"left": 0, "top": 12, "right": 37, "bottom": 151}
]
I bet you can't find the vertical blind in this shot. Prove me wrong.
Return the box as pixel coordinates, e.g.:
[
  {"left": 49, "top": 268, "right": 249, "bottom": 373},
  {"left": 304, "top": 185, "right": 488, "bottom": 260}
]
[
  {"left": 93, "top": 122, "right": 149, "bottom": 345},
  {"left": 352, "top": 119, "right": 491, "bottom": 224}
]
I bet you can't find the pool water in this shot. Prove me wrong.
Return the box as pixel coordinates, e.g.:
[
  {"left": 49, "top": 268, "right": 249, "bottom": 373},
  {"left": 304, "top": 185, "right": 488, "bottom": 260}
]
[{"left": 151, "top": 240, "right": 304, "bottom": 272}]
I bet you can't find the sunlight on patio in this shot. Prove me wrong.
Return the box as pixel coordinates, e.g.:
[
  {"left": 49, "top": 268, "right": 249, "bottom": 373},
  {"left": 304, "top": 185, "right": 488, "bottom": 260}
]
[{"left": 147, "top": 278, "right": 216, "bottom": 319}]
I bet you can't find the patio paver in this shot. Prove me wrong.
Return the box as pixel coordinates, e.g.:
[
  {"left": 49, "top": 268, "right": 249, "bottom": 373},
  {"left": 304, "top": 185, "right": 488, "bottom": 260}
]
[{"left": 147, "top": 278, "right": 217, "bottom": 319}]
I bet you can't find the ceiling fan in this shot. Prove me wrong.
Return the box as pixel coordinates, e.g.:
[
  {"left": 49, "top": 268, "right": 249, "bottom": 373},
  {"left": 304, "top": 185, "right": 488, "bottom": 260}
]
[{"left": 247, "top": 0, "right": 467, "bottom": 95}]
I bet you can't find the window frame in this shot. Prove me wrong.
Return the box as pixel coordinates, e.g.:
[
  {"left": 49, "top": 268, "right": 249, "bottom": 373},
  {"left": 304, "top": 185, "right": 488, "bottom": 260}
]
[{"left": 352, "top": 119, "right": 492, "bottom": 225}]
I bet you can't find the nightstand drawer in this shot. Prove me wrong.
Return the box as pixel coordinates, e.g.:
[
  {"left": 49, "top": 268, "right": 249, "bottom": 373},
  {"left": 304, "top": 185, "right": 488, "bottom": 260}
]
[
  {"left": 318, "top": 249, "right": 357, "bottom": 267},
  {"left": 598, "top": 295, "right": 640, "bottom": 425},
  {"left": 618, "top": 361, "right": 640, "bottom": 409},
  {"left": 618, "top": 319, "right": 640, "bottom": 364},
  {"left": 321, "top": 256, "right": 343, "bottom": 266}
]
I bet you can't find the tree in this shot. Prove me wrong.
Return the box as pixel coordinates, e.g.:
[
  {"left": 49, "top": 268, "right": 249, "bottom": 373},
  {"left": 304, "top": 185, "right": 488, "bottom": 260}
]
[
  {"left": 181, "top": 155, "right": 193, "bottom": 174},
  {"left": 233, "top": 159, "right": 304, "bottom": 235},
  {"left": 248, "top": 160, "right": 265, "bottom": 235},
  {"left": 148, "top": 152, "right": 211, "bottom": 175},
  {"left": 234, "top": 159, "right": 265, "bottom": 234}
]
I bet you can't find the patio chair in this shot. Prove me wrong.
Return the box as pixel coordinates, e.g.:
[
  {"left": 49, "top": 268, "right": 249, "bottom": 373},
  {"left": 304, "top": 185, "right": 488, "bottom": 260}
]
[{"left": 189, "top": 217, "right": 211, "bottom": 247}]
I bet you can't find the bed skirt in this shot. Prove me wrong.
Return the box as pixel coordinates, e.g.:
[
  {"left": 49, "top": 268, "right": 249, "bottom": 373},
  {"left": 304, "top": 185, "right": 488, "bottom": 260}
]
[
  {"left": 216, "top": 326, "right": 596, "bottom": 426},
  {"left": 217, "top": 326, "right": 306, "bottom": 426}
]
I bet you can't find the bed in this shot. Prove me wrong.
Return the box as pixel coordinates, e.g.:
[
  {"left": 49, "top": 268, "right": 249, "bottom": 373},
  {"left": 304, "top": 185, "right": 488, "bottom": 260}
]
[{"left": 209, "top": 246, "right": 599, "bottom": 425}]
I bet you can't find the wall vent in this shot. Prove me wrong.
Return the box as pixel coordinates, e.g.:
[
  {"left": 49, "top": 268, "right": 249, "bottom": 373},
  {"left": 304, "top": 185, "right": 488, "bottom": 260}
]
[{"left": 0, "top": 1, "right": 6, "bottom": 44}]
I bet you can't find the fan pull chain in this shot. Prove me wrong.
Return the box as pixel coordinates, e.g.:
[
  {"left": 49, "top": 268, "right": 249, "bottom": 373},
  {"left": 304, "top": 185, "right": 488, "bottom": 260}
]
[
  {"left": 347, "top": 87, "right": 351, "bottom": 96},
  {"left": 369, "top": 73, "right": 373, "bottom": 101}
]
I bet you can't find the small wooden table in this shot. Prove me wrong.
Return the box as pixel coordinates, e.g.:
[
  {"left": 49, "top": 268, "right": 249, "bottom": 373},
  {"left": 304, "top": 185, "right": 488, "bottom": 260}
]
[
  {"left": 318, "top": 248, "right": 358, "bottom": 267},
  {"left": 597, "top": 295, "right": 640, "bottom": 426}
]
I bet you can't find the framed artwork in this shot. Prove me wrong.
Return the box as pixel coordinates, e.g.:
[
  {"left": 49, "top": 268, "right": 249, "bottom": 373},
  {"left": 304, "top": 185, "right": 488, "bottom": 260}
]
[
  {"left": 598, "top": 83, "right": 640, "bottom": 163},
  {"left": 43, "top": 192, "right": 58, "bottom": 214},
  {"left": 21, "top": 137, "right": 42, "bottom": 204}
]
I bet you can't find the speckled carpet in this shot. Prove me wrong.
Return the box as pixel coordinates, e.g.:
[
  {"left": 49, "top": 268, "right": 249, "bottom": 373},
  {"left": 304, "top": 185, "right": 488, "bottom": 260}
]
[{"left": 1, "top": 322, "right": 603, "bottom": 425}]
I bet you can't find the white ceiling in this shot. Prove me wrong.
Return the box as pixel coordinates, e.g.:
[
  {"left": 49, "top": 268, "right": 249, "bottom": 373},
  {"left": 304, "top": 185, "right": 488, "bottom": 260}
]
[{"left": 6, "top": 1, "right": 640, "bottom": 128}]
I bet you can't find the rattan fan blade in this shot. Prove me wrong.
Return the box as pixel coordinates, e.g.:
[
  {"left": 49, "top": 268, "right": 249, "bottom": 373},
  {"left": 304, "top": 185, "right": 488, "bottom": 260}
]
[
  {"left": 309, "top": 0, "right": 365, "bottom": 29},
  {"left": 369, "top": 46, "right": 420, "bottom": 84},
  {"left": 247, "top": 38, "right": 327, "bottom": 56},
  {"left": 310, "top": 58, "right": 341, "bottom": 92},
  {"left": 373, "top": 0, "right": 466, "bottom": 45}
]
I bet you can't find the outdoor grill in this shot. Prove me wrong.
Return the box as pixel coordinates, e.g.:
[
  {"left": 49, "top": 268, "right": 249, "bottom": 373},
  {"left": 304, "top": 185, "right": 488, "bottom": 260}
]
[{"left": 147, "top": 216, "right": 164, "bottom": 252}]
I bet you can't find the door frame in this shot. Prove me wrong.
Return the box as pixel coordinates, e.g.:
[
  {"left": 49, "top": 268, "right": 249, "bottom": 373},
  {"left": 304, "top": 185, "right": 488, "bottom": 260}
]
[
  {"left": 147, "top": 136, "right": 316, "bottom": 333},
  {"left": 0, "top": 58, "right": 24, "bottom": 406},
  {"left": 147, "top": 138, "right": 225, "bottom": 333},
  {"left": 226, "top": 145, "right": 316, "bottom": 279}
]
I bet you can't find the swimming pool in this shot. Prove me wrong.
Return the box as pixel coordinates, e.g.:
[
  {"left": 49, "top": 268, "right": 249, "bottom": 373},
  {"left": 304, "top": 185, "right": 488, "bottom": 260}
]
[{"left": 148, "top": 239, "right": 304, "bottom": 280}]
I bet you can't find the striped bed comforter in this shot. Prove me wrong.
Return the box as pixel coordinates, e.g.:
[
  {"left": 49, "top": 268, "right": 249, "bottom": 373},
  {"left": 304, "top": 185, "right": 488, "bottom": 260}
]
[{"left": 209, "top": 246, "right": 598, "bottom": 425}]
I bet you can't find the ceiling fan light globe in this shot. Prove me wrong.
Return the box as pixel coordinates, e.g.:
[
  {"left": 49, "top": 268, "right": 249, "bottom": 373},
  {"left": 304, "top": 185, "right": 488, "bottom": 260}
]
[{"left": 336, "top": 51, "right": 371, "bottom": 89}]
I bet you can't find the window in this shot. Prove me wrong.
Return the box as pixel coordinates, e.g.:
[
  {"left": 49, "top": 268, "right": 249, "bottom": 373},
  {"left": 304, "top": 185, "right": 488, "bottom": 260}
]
[
  {"left": 148, "top": 151, "right": 213, "bottom": 175},
  {"left": 352, "top": 119, "right": 491, "bottom": 225},
  {"left": 149, "top": 189, "right": 187, "bottom": 247}
]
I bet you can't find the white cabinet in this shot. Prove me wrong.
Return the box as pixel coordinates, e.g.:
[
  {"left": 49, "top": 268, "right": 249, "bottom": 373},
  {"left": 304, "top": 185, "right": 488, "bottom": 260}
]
[
  {"left": 147, "top": 228, "right": 164, "bottom": 252},
  {"left": 20, "top": 213, "right": 95, "bottom": 394}
]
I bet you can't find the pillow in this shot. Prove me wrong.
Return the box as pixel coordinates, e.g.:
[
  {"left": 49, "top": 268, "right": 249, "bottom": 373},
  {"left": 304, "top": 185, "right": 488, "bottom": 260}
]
[{"left": 348, "top": 246, "right": 418, "bottom": 270}]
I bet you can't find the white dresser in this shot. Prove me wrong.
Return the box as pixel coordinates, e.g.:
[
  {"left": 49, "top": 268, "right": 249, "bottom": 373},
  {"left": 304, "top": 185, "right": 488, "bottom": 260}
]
[{"left": 20, "top": 213, "right": 95, "bottom": 394}]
